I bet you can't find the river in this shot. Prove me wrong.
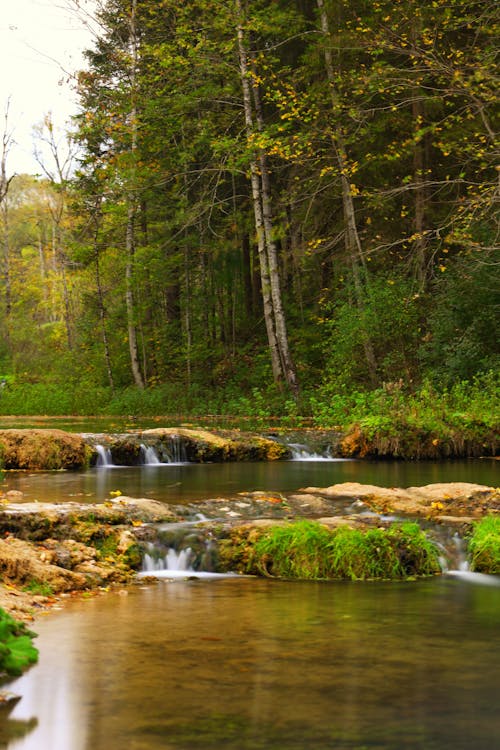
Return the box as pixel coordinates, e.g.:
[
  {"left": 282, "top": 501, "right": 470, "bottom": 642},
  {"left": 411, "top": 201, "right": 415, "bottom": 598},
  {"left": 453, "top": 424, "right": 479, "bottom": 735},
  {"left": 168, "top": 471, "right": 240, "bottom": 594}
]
[
  {"left": 5, "top": 574, "right": 500, "bottom": 750},
  {"left": 1, "top": 451, "right": 499, "bottom": 749},
  {"left": 2, "top": 457, "right": 498, "bottom": 506}
]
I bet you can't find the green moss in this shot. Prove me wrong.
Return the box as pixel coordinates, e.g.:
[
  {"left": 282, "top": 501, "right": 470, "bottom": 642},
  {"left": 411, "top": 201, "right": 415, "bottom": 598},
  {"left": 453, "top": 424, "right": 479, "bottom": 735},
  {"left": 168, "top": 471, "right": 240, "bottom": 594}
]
[
  {"left": 468, "top": 515, "right": 500, "bottom": 574},
  {"left": 0, "top": 608, "right": 38, "bottom": 679},
  {"left": 22, "top": 580, "right": 54, "bottom": 597},
  {"left": 228, "top": 520, "right": 441, "bottom": 581}
]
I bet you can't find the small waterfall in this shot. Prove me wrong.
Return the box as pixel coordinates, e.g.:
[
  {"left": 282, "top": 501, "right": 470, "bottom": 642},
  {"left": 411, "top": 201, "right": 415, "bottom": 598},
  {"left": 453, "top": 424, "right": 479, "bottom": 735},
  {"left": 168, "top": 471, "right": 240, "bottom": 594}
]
[
  {"left": 142, "top": 544, "right": 194, "bottom": 573},
  {"left": 95, "top": 445, "right": 114, "bottom": 467},
  {"left": 139, "top": 444, "right": 162, "bottom": 465},
  {"left": 138, "top": 437, "right": 188, "bottom": 465},
  {"left": 165, "top": 435, "right": 187, "bottom": 464},
  {"left": 288, "top": 442, "right": 340, "bottom": 461},
  {"left": 138, "top": 529, "right": 236, "bottom": 580}
]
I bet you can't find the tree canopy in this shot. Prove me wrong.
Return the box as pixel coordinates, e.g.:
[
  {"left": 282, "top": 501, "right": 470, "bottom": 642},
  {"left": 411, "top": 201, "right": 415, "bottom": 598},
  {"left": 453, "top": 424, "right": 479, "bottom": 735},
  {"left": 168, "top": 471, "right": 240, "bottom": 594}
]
[{"left": 0, "top": 0, "right": 498, "bottom": 416}]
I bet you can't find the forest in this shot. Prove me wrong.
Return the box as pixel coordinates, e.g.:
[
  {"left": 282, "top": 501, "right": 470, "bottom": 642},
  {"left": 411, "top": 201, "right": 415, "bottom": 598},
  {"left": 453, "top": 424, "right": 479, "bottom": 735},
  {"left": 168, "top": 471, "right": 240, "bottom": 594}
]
[{"left": 0, "top": 0, "right": 498, "bottom": 435}]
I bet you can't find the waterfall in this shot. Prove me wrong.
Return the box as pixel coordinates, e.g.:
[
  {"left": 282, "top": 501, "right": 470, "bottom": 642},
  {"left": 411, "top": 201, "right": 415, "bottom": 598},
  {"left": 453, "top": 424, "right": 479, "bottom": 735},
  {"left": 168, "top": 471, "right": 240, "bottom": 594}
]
[
  {"left": 287, "top": 442, "right": 344, "bottom": 461},
  {"left": 139, "top": 444, "right": 162, "bottom": 465},
  {"left": 165, "top": 435, "right": 187, "bottom": 464},
  {"left": 138, "top": 437, "right": 188, "bottom": 465},
  {"left": 138, "top": 532, "right": 236, "bottom": 580},
  {"left": 142, "top": 545, "right": 194, "bottom": 573},
  {"left": 95, "top": 445, "right": 114, "bottom": 467}
]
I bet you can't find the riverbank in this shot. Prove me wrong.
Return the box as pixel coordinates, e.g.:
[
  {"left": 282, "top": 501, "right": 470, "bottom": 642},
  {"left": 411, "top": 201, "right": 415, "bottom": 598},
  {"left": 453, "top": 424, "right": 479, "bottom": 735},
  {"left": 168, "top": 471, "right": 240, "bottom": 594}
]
[{"left": 0, "top": 482, "right": 498, "bottom": 622}]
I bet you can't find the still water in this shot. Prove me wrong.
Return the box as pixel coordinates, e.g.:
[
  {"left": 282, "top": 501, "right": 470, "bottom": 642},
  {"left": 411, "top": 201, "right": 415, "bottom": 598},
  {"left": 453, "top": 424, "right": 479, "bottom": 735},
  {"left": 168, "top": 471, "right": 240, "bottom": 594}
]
[
  {"left": 2, "top": 459, "right": 498, "bottom": 506},
  {"left": 6, "top": 576, "right": 500, "bottom": 750}
]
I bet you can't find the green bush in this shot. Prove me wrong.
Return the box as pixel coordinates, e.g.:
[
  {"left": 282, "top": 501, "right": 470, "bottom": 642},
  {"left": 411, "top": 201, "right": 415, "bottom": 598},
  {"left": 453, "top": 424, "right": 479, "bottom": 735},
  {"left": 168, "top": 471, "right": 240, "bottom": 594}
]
[
  {"left": 0, "top": 608, "right": 38, "bottom": 680},
  {"left": 247, "top": 520, "right": 440, "bottom": 581},
  {"left": 468, "top": 516, "right": 500, "bottom": 575}
]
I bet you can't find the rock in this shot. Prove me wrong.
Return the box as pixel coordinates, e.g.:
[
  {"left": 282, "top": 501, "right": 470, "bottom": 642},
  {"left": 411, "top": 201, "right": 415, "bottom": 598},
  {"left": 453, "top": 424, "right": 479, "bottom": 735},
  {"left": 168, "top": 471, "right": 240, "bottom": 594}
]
[
  {"left": 141, "top": 427, "right": 289, "bottom": 462},
  {"left": 0, "top": 537, "right": 87, "bottom": 591},
  {"left": 0, "top": 429, "right": 90, "bottom": 470},
  {"left": 298, "top": 482, "right": 499, "bottom": 518}
]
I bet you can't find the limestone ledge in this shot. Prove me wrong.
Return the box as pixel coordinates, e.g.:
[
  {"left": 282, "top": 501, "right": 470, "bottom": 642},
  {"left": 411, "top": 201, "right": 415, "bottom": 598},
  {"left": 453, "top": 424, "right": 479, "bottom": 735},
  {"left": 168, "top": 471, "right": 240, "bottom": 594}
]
[{"left": 0, "top": 483, "right": 498, "bottom": 620}]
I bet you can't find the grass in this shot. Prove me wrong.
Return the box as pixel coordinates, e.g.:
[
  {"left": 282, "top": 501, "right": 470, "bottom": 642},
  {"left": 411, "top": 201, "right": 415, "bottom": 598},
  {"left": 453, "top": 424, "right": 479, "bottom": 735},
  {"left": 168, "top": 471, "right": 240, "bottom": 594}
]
[
  {"left": 0, "top": 607, "right": 38, "bottom": 679},
  {"left": 22, "top": 580, "right": 55, "bottom": 597},
  {"left": 245, "top": 520, "right": 441, "bottom": 581},
  {"left": 468, "top": 516, "right": 500, "bottom": 575}
]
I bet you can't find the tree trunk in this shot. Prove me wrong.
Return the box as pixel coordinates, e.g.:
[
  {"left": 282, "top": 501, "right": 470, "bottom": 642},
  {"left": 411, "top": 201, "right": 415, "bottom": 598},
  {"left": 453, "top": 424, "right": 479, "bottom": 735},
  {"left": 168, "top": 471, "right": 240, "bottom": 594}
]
[
  {"left": 126, "top": 203, "right": 145, "bottom": 389},
  {"left": 252, "top": 76, "right": 299, "bottom": 395},
  {"left": 125, "top": 0, "right": 145, "bottom": 389},
  {"left": 235, "top": 0, "right": 284, "bottom": 386},
  {"left": 93, "top": 228, "right": 115, "bottom": 392}
]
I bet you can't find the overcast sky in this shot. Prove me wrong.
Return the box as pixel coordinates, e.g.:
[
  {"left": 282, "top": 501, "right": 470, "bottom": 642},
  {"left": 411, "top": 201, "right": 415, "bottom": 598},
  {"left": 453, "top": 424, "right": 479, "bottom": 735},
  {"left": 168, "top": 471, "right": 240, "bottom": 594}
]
[{"left": 0, "top": 0, "right": 96, "bottom": 174}]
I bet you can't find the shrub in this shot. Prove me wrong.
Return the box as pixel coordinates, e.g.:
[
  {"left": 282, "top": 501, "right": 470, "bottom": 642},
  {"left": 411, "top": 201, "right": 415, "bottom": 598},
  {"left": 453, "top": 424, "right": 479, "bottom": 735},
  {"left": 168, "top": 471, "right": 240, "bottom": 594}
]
[
  {"left": 0, "top": 608, "right": 38, "bottom": 680},
  {"left": 246, "top": 520, "right": 440, "bottom": 581},
  {"left": 468, "top": 516, "right": 500, "bottom": 575}
]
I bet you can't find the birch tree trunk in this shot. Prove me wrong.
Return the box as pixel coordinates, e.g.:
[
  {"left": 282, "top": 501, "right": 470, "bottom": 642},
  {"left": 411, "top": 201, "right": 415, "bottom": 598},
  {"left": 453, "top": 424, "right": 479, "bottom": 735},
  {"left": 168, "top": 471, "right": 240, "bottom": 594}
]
[
  {"left": 251, "top": 72, "right": 299, "bottom": 395},
  {"left": 125, "top": 0, "right": 145, "bottom": 389},
  {"left": 235, "top": 0, "right": 283, "bottom": 386},
  {"left": 235, "top": 0, "right": 298, "bottom": 394}
]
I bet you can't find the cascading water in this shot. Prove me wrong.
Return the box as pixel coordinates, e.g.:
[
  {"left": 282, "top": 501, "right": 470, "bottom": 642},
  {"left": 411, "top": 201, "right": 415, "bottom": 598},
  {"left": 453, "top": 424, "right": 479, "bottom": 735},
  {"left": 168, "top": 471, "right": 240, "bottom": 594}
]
[
  {"left": 434, "top": 529, "right": 500, "bottom": 587},
  {"left": 138, "top": 437, "right": 188, "bottom": 465},
  {"left": 142, "top": 544, "right": 194, "bottom": 573},
  {"left": 95, "top": 445, "right": 114, "bottom": 467},
  {"left": 164, "top": 435, "right": 187, "bottom": 464},
  {"left": 138, "top": 525, "right": 236, "bottom": 580},
  {"left": 139, "top": 444, "right": 162, "bottom": 465},
  {"left": 287, "top": 442, "right": 350, "bottom": 461}
]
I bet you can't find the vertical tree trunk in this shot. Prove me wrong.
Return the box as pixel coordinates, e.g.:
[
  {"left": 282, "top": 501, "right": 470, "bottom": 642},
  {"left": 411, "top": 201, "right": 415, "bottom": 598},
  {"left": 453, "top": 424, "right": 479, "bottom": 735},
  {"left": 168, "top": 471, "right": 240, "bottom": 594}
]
[
  {"left": 235, "top": 0, "right": 284, "bottom": 386},
  {"left": 183, "top": 244, "right": 192, "bottom": 391},
  {"left": 92, "top": 212, "right": 115, "bottom": 392},
  {"left": 125, "top": 0, "right": 145, "bottom": 389},
  {"left": 235, "top": 0, "right": 298, "bottom": 394},
  {"left": 411, "top": 95, "right": 428, "bottom": 288},
  {"left": 126, "top": 203, "right": 145, "bottom": 389},
  {"left": 251, "top": 73, "right": 299, "bottom": 396}
]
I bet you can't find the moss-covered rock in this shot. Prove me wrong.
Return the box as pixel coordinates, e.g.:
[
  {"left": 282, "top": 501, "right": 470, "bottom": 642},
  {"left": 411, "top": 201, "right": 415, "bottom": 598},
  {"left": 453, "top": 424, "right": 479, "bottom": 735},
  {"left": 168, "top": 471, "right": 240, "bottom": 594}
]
[
  {"left": 468, "top": 516, "right": 500, "bottom": 574},
  {"left": 141, "top": 427, "right": 289, "bottom": 462},
  {"left": 0, "top": 430, "right": 90, "bottom": 470},
  {"left": 217, "top": 520, "right": 441, "bottom": 580},
  {"left": 339, "top": 421, "right": 498, "bottom": 460}
]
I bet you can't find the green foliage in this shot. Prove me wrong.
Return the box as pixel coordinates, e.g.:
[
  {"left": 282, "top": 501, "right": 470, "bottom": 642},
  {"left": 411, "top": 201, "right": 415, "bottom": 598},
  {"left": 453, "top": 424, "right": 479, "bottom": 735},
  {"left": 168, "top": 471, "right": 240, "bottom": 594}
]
[
  {"left": 320, "top": 273, "right": 423, "bottom": 390},
  {"left": 0, "top": 0, "right": 497, "bottom": 413},
  {"left": 468, "top": 516, "right": 500, "bottom": 575},
  {"left": 0, "top": 608, "right": 38, "bottom": 680},
  {"left": 247, "top": 520, "right": 440, "bottom": 581},
  {"left": 22, "top": 580, "right": 54, "bottom": 597}
]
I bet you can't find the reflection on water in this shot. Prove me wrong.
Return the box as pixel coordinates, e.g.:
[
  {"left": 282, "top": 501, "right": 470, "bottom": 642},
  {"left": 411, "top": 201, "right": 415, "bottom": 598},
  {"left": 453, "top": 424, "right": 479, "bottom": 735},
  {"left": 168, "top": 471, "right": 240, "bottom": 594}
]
[
  {"left": 2, "top": 459, "right": 498, "bottom": 506},
  {"left": 7, "top": 577, "right": 500, "bottom": 750}
]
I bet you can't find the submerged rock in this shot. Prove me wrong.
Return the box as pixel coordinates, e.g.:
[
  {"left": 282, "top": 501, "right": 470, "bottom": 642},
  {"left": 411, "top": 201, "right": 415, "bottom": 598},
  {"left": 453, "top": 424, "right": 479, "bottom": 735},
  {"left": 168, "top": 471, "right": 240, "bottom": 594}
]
[{"left": 299, "top": 482, "right": 499, "bottom": 519}]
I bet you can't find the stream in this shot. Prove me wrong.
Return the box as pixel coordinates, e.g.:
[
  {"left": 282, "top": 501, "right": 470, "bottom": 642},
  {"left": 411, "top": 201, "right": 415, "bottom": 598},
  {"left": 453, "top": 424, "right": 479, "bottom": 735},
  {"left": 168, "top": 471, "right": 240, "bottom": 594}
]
[
  {"left": 1, "top": 447, "right": 499, "bottom": 749},
  {"left": 1, "top": 457, "right": 498, "bottom": 506},
  {"left": 5, "top": 576, "right": 500, "bottom": 750}
]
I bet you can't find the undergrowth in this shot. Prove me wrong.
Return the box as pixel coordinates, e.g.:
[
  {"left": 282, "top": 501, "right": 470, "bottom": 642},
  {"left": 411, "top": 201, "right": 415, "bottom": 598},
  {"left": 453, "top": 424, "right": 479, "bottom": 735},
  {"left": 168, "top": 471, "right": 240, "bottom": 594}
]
[
  {"left": 0, "top": 608, "right": 38, "bottom": 680},
  {"left": 468, "top": 516, "right": 500, "bottom": 575},
  {"left": 239, "top": 520, "right": 441, "bottom": 581}
]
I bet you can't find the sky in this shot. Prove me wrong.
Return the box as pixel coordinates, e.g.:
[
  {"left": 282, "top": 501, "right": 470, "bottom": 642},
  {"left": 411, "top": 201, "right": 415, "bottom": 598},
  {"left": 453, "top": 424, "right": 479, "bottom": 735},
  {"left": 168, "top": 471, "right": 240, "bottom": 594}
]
[{"left": 0, "top": 0, "right": 96, "bottom": 174}]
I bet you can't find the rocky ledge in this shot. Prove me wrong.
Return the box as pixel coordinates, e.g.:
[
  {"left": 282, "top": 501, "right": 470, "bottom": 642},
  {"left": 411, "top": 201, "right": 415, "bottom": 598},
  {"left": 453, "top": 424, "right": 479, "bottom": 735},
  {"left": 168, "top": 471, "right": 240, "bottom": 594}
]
[
  {"left": 0, "top": 482, "right": 498, "bottom": 619},
  {"left": 0, "top": 427, "right": 290, "bottom": 470}
]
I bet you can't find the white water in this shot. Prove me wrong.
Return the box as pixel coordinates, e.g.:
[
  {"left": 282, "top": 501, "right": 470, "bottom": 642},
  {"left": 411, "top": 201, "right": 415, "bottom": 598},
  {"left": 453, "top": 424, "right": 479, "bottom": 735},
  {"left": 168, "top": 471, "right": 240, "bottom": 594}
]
[
  {"left": 138, "top": 543, "right": 237, "bottom": 580},
  {"left": 95, "top": 445, "right": 114, "bottom": 467},
  {"left": 139, "top": 444, "right": 163, "bottom": 465},
  {"left": 287, "top": 442, "right": 350, "bottom": 461},
  {"left": 446, "top": 570, "right": 500, "bottom": 586}
]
